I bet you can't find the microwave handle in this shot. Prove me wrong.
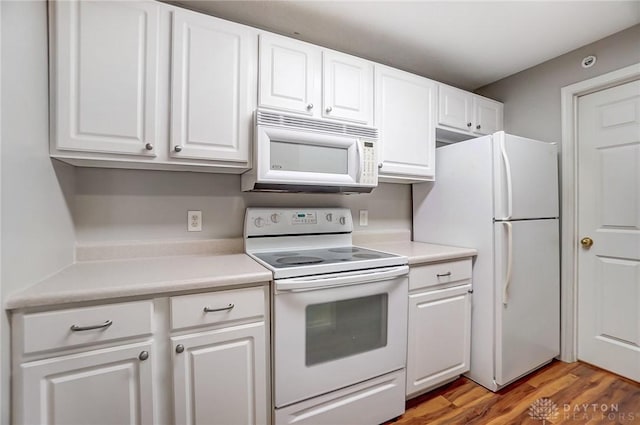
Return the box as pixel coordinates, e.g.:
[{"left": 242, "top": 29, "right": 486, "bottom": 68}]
[
  {"left": 275, "top": 265, "right": 409, "bottom": 292},
  {"left": 355, "top": 140, "right": 363, "bottom": 183}
]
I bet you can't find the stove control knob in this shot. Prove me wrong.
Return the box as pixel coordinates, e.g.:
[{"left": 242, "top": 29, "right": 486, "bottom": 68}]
[
  {"left": 339, "top": 216, "right": 346, "bottom": 225},
  {"left": 326, "top": 213, "right": 333, "bottom": 222},
  {"left": 254, "top": 217, "right": 265, "bottom": 228},
  {"left": 270, "top": 213, "right": 281, "bottom": 223}
]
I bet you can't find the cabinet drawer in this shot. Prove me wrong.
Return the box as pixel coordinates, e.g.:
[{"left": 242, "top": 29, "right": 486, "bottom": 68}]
[
  {"left": 171, "top": 286, "right": 265, "bottom": 331},
  {"left": 21, "top": 300, "right": 153, "bottom": 355},
  {"left": 409, "top": 258, "right": 472, "bottom": 291}
]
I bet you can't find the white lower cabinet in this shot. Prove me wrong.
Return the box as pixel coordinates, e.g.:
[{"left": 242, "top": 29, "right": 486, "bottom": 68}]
[
  {"left": 12, "top": 286, "right": 269, "bottom": 425},
  {"left": 406, "top": 259, "right": 472, "bottom": 398},
  {"left": 172, "top": 321, "right": 267, "bottom": 425},
  {"left": 20, "top": 341, "right": 154, "bottom": 425}
]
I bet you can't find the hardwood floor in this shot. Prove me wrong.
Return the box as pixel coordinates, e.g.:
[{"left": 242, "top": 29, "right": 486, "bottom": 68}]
[{"left": 389, "top": 361, "right": 640, "bottom": 424}]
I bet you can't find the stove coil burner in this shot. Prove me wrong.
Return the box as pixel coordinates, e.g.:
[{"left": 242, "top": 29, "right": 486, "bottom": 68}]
[
  {"left": 276, "top": 256, "right": 325, "bottom": 265},
  {"left": 328, "top": 247, "right": 361, "bottom": 253}
]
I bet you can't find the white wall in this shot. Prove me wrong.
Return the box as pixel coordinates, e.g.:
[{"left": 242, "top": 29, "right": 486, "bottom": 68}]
[
  {"left": 475, "top": 24, "right": 640, "bottom": 143},
  {"left": 0, "top": 1, "right": 76, "bottom": 422},
  {"left": 74, "top": 168, "right": 412, "bottom": 243}
]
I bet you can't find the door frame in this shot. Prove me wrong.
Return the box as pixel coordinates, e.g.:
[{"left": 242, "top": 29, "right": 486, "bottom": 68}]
[{"left": 559, "top": 62, "right": 640, "bottom": 362}]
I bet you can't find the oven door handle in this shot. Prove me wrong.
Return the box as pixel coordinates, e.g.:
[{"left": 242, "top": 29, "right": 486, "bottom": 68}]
[{"left": 275, "top": 265, "right": 409, "bottom": 291}]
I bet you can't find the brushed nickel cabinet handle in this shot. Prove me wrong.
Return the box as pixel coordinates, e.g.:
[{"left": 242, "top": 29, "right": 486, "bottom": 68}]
[
  {"left": 70, "top": 320, "right": 113, "bottom": 332},
  {"left": 145, "top": 143, "right": 154, "bottom": 151},
  {"left": 203, "top": 303, "right": 235, "bottom": 313},
  {"left": 138, "top": 351, "right": 149, "bottom": 361},
  {"left": 436, "top": 272, "right": 452, "bottom": 277},
  {"left": 176, "top": 344, "right": 185, "bottom": 354}
]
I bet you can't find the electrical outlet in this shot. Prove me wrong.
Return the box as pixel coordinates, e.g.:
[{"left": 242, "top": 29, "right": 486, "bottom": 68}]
[
  {"left": 359, "top": 210, "right": 368, "bottom": 226},
  {"left": 188, "top": 210, "right": 202, "bottom": 232}
]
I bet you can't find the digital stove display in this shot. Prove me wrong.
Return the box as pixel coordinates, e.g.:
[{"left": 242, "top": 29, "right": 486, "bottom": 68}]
[{"left": 253, "top": 246, "right": 397, "bottom": 269}]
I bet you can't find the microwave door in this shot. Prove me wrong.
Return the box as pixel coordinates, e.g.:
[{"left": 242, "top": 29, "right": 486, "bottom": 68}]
[{"left": 256, "top": 126, "right": 360, "bottom": 186}]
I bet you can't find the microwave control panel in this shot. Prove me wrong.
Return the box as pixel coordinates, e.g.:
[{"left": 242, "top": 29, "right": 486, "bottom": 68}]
[{"left": 359, "top": 140, "right": 377, "bottom": 185}]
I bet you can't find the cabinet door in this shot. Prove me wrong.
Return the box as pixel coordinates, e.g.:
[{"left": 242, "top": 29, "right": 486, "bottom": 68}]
[
  {"left": 170, "top": 10, "right": 256, "bottom": 163},
  {"left": 473, "top": 97, "right": 504, "bottom": 135},
  {"left": 375, "top": 65, "right": 436, "bottom": 180},
  {"left": 259, "top": 34, "right": 321, "bottom": 116},
  {"left": 50, "top": 0, "right": 159, "bottom": 156},
  {"left": 322, "top": 51, "right": 373, "bottom": 124},
  {"left": 19, "top": 342, "right": 154, "bottom": 425},
  {"left": 172, "top": 322, "right": 268, "bottom": 425},
  {"left": 406, "top": 284, "right": 471, "bottom": 397},
  {"left": 438, "top": 85, "right": 473, "bottom": 132}
]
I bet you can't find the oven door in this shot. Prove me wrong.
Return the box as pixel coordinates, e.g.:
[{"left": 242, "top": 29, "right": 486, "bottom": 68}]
[{"left": 273, "top": 266, "right": 408, "bottom": 408}]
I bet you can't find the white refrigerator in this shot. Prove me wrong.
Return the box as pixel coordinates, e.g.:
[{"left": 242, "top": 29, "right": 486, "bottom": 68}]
[{"left": 413, "top": 131, "right": 560, "bottom": 391}]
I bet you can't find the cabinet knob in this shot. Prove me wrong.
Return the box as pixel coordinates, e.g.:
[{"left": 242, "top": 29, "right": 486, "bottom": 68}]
[
  {"left": 467, "top": 122, "right": 472, "bottom": 127},
  {"left": 476, "top": 124, "right": 481, "bottom": 130},
  {"left": 174, "top": 145, "right": 183, "bottom": 153},
  {"left": 138, "top": 351, "right": 149, "bottom": 361},
  {"left": 145, "top": 143, "right": 154, "bottom": 151},
  {"left": 325, "top": 106, "right": 333, "bottom": 113},
  {"left": 378, "top": 163, "right": 383, "bottom": 169},
  {"left": 306, "top": 103, "right": 314, "bottom": 110},
  {"left": 176, "top": 344, "right": 185, "bottom": 354}
]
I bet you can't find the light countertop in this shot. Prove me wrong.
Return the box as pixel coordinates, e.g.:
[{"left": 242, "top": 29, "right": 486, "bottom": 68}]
[
  {"left": 6, "top": 240, "right": 476, "bottom": 311},
  {"left": 359, "top": 241, "right": 477, "bottom": 265},
  {"left": 6, "top": 254, "right": 272, "bottom": 310}
]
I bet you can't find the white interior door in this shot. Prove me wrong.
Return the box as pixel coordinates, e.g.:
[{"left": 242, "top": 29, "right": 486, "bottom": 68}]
[
  {"left": 577, "top": 79, "right": 640, "bottom": 382},
  {"left": 494, "top": 219, "right": 560, "bottom": 386}
]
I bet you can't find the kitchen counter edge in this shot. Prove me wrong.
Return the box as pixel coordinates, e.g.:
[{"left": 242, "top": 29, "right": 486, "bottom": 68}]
[
  {"left": 359, "top": 241, "right": 477, "bottom": 265},
  {"left": 5, "top": 254, "right": 272, "bottom": 311}
]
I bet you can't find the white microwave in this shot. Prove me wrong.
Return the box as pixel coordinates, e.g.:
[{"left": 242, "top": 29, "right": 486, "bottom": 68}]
[{"left": 241, "top": 110, "right": 379, "bottom": 193}]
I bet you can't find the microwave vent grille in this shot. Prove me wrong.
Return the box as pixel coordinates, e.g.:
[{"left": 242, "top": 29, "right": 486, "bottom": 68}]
[{"left": 257, "top": 111, "right": 378, "bottom": 139}]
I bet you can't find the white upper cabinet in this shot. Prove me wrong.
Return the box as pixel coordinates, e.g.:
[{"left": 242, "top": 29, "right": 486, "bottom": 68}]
[
  {"left": 322, "top": 51, "right": 373, "bottom": 124},
  {"left": 259, "top": 34, "right": 321, "bottom": 116},
  {"left": 375, "top": 65, "right": 437, "bottom": 182},
  {"left": 474, "top": 96, "right": 503, "bottom": 135},
  {"left": 170, "top": 10, "right": 255, "bottom": 163},
  {"left": 437, "top": 84, "right": 503, "bottom": 137},
  {"left": 259, "top": 33, "right": 373, "bottom": 125},
  {"left": 50, "top": 1, "right": 257, "bottom": 173},
  {"left": 438, "top": 85, "right": 473, "bottom": 132},
  {"left": 50, "top": 0, "right": 160, "bottom": 156}
]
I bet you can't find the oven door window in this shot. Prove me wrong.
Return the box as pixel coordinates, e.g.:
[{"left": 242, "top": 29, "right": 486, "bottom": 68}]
[
  {"left": 270, "top": 141, "right": 348, "bottom": 174},
  {"left": 305, "top": 294, "right": 388, "bottom": 366}
]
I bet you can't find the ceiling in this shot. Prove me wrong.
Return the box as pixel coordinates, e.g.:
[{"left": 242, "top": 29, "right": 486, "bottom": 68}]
[{"left": 171, "top": 1, "right": 640, "bottom": 90}]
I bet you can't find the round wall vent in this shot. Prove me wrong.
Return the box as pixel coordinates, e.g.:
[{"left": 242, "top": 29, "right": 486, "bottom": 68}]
[{"left": 581, "top": 55, "right": 597, "bottom": 68}]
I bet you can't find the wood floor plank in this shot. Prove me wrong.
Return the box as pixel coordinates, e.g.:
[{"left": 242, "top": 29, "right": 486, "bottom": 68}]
[{"left": 387, "top": 360, "right": 640, "bottom": 425}]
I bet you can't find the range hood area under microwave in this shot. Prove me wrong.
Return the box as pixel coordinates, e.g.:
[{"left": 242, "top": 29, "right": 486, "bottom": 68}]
[{"left": 241, "top": 110, "right": 379, "bottom": 194}]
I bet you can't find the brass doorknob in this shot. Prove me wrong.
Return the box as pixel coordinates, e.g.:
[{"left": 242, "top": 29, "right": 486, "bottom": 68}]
[{"left": 580, "top": 237, "right": 594, "bottom": 248}]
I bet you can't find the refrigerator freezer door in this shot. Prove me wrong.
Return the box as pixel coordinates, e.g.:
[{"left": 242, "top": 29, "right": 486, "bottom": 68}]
[
  {"left": 493, "top": 132, "right": 559, "bottom": 220},
  {"left": 494, "top": 219, "right": 560, "bottom": 386}
]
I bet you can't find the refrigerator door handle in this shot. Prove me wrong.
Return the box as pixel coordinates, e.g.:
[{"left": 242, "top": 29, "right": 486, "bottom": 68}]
[
  {"left": 500, "top": 137, "right": 513, "bottom": 220},
  {"left": 503, "top": 222, "right": 513, "bottom": 305}
]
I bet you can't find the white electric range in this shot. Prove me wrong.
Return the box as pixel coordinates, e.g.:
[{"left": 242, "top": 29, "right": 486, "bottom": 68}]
[{"left": 245, "top": 208, "right": 409, "bottom": 425}]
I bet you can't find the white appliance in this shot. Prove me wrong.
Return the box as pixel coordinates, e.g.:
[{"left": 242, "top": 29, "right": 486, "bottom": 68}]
[
  {"left": 413, "top": 131, "right": 560, "bottom": 391},
  {"left": 241, "top": 110, "right": 378, "bottom": 193},
  {"left": 244, "top": 208, "right": 408, "bottom": 424}
]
